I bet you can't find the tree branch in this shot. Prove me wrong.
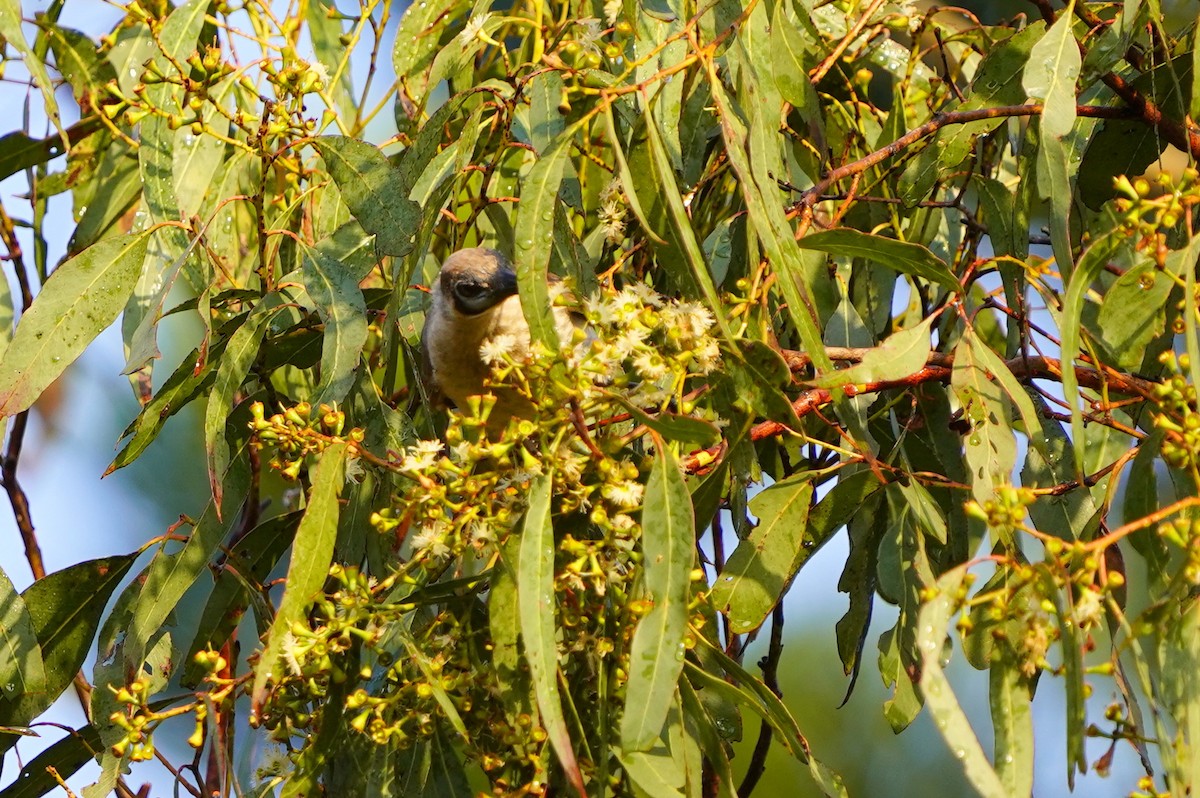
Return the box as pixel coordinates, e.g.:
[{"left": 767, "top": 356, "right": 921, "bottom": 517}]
[{"left": 792, "top": 104, "right": 1136, "bottom": 214}]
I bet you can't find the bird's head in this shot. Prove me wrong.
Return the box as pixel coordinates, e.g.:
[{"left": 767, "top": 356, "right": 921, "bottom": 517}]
[{"left": 437, "top": 247, "right": 519, "bottom": 315}]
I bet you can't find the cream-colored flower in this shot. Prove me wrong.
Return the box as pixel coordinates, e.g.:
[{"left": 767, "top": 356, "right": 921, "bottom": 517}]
[
  {"left": 633, "top": 350, "right": 667, "bottom": 380},
  {"left": 480, "top": 333, "right": 519, "bottom": 365},
  {"left": 603, "top": 480, "right": 644, "bottom": 508},
  {"left": 460, "top": 13, "right": 490, "bottom": 42},
  {"left": 411, "top": 521, "right": 450, "bottom": 557}
]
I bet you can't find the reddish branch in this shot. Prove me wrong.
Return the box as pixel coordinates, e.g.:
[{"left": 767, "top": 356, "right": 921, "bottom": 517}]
[
  {"left": 0, "top": 201, "right": 43, "bottom": 581},
  {"left": 682, "top": 349, "right": 1158, "bottom": 473},
  {"left": 1026, "top": 0, "right": 1200, "bottom": 159},
  {"left": 793, "top": 104, "right": 1136, "bottom": 212}
]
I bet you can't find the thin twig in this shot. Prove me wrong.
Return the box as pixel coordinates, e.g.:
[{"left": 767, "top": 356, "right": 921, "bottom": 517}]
[{"left": 792, "top": 104, "right": 1135, "bottom": 214}]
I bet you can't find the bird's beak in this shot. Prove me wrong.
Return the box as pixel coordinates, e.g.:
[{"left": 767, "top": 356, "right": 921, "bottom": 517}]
[{"left": 493, "top": 267, "right": 519, "bottom": 299}]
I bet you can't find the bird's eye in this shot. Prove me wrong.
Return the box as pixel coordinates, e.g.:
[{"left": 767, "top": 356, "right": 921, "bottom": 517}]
[{"left": 454, "top": 282, "right": 487, "bottom": 301}]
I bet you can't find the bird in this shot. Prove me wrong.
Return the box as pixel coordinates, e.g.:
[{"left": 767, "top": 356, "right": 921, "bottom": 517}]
[{"left": 419, "top": 247, "right": 577, "bottom": 432}]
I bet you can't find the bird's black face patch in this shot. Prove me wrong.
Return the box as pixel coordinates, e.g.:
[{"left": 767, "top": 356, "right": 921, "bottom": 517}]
[{"left": 446, "top": 266, "right": 518, "bottom": 315}]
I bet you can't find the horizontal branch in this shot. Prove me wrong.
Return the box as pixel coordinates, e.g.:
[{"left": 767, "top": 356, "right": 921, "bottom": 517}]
[
  {"left": 682, "top": 349, "right": 1158, "bottom": 473},
  {"left": 794, "top": 103, "right": 1135, "bottom": 211}
]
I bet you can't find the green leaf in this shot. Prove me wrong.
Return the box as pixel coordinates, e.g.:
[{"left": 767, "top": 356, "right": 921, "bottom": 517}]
[
  {"left": 0, "top": 124, "right": 94, "bottom": 183},
  {"left": 1060, "top": 231, "right": 1123, "bottom": 475},
  {"left": 489, "top": 537, "right": 532, "bottom": 720},
  {"left": 124, "top": 418, "right": 252, "bottom": 672},
  {"left": 1023, "top": 9, "right": 1081, "bottom": 274},
  {"left": 107, "top": 331, "right": 230, "bottom": 474},
  {"left": 641, "top": 98, "right": 734, "bottom": 340},
  {"left": 0, "top": 231, "right": 150, "bottom": 419},
  {"left": 798, "top": 229, "right": 959, "bottom": 291},
  {"left": 252, "top": 442, "right": 348, "bottom": 706},
  {"left": 311, "top": 136, "right": 419, "bottom": 257},
  {"left": 0, "top": 568, "right": 45, "bottom": 709},
  {"left": 204, "top": 296, "right": 282, "bottom": 507},
  {"left": 392, "top": 0, "right": 468, "bottom": 111},
  {"left": 0, "top": 724, "right": 102, "bottom": 798},
  {"left": 0, "top": 0, "right": 67, "bottom": 149},
  {"left": 42, "top": 24, "right": 116, "bottom": 105},
  {"left": 517, "top": 473, "right": 585, "bottom": 794},
  {"left": 1020, "top": 396, "right": 1098, "bottom": 542},
  {"left": 1159, "top": 596, "right": 1200, "bottom": 792},
  {"left": 678, "top": 681, "right": 737, "bottom": 798},
  {"left": 917, "top": 566, "right": 1007, "bottom": 798},
  {"left": 299, "top": 243, "right": 368, "bottom": 407},
  {"left": 603, "top": 104, "right": 667, "bottom": 246},
  {"left": 122, "top": 231, "right": 204, "bottom": 374},
  {"left": 514, "top": 120, "right": 586, "bottom": 351},
  {"left": 812, "top": 316, "right": 934, "bottom": 389},
  {"left": 602, "top": 392, "right": 720, "bottom": 445},
  {"left": 688, "top": 640, "right": 847, "bottom": 796},
  {"left": 173, "top": 77, "right": 235, "bottom": 219},
  {"left": 1095, "top": 251, "right": 1177, "bottom": 369},
  {"left": 621, "top": 444, "right": 695, "bottom": 751},
  {"left": 835, "top": 486, "right": 886, "bottom": 684},
  {"left": 618, "top": 747, "right": 685, "bottom": 798},
  {"left": 951, "top": 332, "right": 1017, "bottom": 508},
  {"left": 132, "top": 0, "right": 211, "bottom": 317},
  {"left": 710, "top": 474, "right": 814, "bottom": 634},
  {"left": 68, "top": 150, "right": 141, "bottom": 255},
  {"left": 707, "top": 76, "right": 832, "bottom": 374},
  {"left": 990, "top": 648, "right": 1034, "bottom": 798},
  {"left": 720, "top": 339, "right": 802, "bottom": 429},
  {"left": 0, "top": 555, "right": 135, "bottom": 730},
  {"left": 528, "top": 70, "right": 566, "bottom": 156},
  {"left": 1047, "top": 575, "right": 1088, "bottom": 785}
]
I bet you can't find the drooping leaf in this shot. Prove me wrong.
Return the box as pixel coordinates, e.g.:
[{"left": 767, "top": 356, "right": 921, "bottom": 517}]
[
  {"left": 0, "top": 0, "right": 67, "bottom": 149},
  {"left": 811, "top": 316, "right": 934, "bottom": 389},
  {"left": 299, "top": 242, "right": 368, "bottom": 407},
  {"left": 621, "top": 443, "right": 695, "bottom": 751},
  {"left": 0, "top": 231, "right": 151, "bottom": 419},
  {"left": 917, "top": 566, "right": 1007, "bottom": 798},
  {"left": 1060, "top": 231, "right": 1125, "bottom": 475},
  {"left": 0, "top": 567, "right": 45, "bottom": 711},
  {"left": 517, "top": 473, "right": 585, "bottom": 794},
  {"left": 990, "top": 647, "right": 1035, "bottom": 798},
  {"left": 798, "top": 229, "right": 960, "bottom": 292},
  {"left": 252, "top": 442, "right": 348, "bottom": 706},
  {"left": 710, "top": 474, "right": 814, "bottom": 634},
  {"left": 0, "top": 723, "right": 102, "bottom": 798},
  {"left": 311, "top": 136, "right": 420, "bottom": 257},
  {"left": 951, "top": 332, "right": 1017, "bottom": 509},
  {"left": 1022, "top": 9, "right": 1081, "bottom": 274},
  {"left": 0, "top": 555, "right": 135, "bottom": 732},
  {"left": 204, "top": 296, "right": 283, "bottom": 507},
  {"left": 513, "top": 120, "right": 586, "bottom": 351}
]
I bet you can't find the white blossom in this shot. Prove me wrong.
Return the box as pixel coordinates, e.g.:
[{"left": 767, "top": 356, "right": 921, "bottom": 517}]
[
  {"left": 480, "top": 333, "right": 519, "bottom": 365},
  {"left": 460, "top": 13, "right": 490, "bottom": 42},
  {"left": 603, "top": 480, "right": 645, "bottom": 508}
]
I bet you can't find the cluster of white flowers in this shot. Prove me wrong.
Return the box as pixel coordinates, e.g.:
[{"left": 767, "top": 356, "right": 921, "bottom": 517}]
[
  {"left": 398, "top": 439, "right": 444, "bottom": 474},
  {"left": 572, "top": 284, "right": 721, "bottom": 409},
  {"left": 409, "top": 520, "right": 451, "bottom": 558}
]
